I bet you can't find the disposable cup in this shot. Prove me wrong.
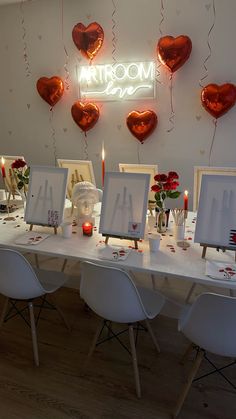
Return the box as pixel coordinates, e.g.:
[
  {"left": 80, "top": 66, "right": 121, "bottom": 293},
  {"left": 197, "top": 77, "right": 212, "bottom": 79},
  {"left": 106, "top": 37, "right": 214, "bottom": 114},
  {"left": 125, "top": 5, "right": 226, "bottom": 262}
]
[
  {"left": 61, "top": 221, "right": 72, "bottom": 239},
  {"left": 148, "top": 233, "right": 161, "bottom": 252}
]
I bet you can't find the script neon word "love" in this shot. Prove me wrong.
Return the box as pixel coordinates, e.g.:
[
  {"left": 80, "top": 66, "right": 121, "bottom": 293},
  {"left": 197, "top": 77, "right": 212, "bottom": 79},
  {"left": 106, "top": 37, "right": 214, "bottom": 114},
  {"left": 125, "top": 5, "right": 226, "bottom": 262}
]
[{"left": 78, "top": 61, "right": 155, "bottom": 100}]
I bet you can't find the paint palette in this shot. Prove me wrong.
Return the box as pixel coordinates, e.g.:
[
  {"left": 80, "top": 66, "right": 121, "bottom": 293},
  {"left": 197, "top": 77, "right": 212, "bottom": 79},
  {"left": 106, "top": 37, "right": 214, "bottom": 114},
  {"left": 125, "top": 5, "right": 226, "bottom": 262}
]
[
  {"left": 15, "top": 232, "right": 50, "bottom": 245},
  {"left": 98, "top": 245, "right": 131, "bottom": 261}
]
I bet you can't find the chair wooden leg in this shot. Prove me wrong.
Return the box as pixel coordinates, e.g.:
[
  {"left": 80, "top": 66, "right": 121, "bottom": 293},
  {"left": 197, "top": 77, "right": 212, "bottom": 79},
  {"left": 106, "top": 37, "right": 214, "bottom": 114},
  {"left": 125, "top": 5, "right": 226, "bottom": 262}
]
[
  {"left": 144, "top": 319, "right": 160, "bottom": 353},
  {"left": 87, "top": 318, "right": 105, "bottom": 361},
  {"left": 180, "top": 342, "right": 194, "bottom": 365},
  {"left": 28, "top": 301, "right": 39, "bottom": 367},
  {"left": 173, "top": 350, "right": 204, "bottom": 418},
  {"left": 129, "top": 324, "right": 141, "bottom": 398},
  {"left": 49, "top": 295, "right": 71, "bottom": 331},
  {"left": 0, "top": 297, "right": 9, "bottom": 328}
]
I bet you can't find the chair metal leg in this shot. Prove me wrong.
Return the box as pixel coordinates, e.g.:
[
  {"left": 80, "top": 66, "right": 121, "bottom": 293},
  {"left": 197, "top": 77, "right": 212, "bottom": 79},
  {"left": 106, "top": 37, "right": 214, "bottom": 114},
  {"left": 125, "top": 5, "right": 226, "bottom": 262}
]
[
  {"left": 173, "top": 349, "right": 204, "bottom": 417},
  {"left": 144, "top": 319, "right": 160, "bottom": 353},
  {"left": 48, "top": 295, "right": 71, "bottom": 331},
  {"left": 0, "top": 297, "right": 9, "bottom": 328},
  {"left": 151, "top": 274, "right": 156, "bottom": 290},
  {"left": 61, "top": 259, "right": 67, "bottom": 273},
  {"left": 129, "top": 324, "right": 141, "bottom": 398},
  {"left": 34, "top": 254, "right": 40, "bottom": 269},
  {"left": 185, "top": 283, "right": 196, "bottom": 303},
  {"left": 28, "top": 301, "right": 39, "bottom": 367}
]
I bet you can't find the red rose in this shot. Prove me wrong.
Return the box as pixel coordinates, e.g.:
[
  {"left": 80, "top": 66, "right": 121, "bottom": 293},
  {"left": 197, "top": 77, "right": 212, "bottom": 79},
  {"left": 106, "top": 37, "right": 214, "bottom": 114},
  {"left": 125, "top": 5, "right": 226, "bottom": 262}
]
[
  {"left": 11, "top": 159, "right": 27, "bottom": 169},
  {"left": 154, "top": 173, "right": 168, "bottom": 182},
  {"left": 168, "top": 171, "right": 179, "bottom": 180},
  {"left": 151, "top": 184, "right": 162, "bottom": 192},
  {"left": 163, "top": 182, "right": 173, "bottom": 191},
  {"left": 170, "top": 181, "right": 179, "bottom": 190}
]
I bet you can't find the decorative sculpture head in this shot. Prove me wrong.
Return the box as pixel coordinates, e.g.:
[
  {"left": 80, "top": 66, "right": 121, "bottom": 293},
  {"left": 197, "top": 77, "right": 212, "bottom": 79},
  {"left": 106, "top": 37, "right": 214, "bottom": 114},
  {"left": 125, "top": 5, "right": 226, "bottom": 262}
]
[{"left": 71, "top": 181, "right": 99, "bottom": 219}]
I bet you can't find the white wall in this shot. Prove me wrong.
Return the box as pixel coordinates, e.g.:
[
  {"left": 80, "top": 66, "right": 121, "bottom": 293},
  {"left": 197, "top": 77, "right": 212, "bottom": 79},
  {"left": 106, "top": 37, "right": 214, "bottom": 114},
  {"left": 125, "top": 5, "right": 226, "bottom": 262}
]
[{"left": 0, "top": 0, "right": 236, "bottom": 209}]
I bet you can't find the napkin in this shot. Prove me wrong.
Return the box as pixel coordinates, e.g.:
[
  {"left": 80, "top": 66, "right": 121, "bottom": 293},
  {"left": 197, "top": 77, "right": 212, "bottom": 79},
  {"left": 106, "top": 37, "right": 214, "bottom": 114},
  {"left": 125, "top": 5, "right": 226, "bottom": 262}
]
[
  {"left": 98, "top": 245, "right": 131, "bottom": 261},
  {"left": 205, "top": 260, "right": 236, "bottom": 280},
  {"left": 15, "top": 232, "right": 50, "bottom": 245}
]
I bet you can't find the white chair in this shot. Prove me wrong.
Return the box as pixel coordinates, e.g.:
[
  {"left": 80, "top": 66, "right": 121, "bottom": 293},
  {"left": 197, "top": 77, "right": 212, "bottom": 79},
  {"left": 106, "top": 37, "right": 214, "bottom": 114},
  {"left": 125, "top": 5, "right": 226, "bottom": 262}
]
[
  {"left": 174, "top": 292, "right": 236, "bottom": 417},
  {"left": 80, "top": 261, "right": 165, "bottom": 398},
  {"left": 0, "top": 249, "right": 69, "bottom": 366}
]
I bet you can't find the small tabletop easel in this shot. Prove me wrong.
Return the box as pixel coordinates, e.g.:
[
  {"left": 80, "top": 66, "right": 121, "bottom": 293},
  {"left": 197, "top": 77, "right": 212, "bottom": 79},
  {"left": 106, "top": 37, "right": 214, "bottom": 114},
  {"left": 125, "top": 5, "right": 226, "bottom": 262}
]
[
  {"left": 200, "top": 243, "right": 236, "bottom": 262},
  {"left": 103, "top": 186, "right": 140, "bottom": 249},
  {"left": 104, "top": 235, "right": 139, "bottom": 249}
]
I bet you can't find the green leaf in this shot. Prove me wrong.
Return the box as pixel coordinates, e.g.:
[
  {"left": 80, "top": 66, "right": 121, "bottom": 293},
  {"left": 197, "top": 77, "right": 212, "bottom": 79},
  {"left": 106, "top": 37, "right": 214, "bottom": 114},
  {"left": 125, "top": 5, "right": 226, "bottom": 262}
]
[
  {"left": 17, "top": 181, "right": 24, "bottom": 189},
  {"left": 168, "top": 191, "right": 181, "bottom": 199},
  {"left": 156, "top": 200, "right": 163, "bottom": 209},
  {"left": 154, "top": 192, "right": 160, "bottom": 201},
  {"left": 24, "top": 167, "right": 30, "bottom": 177},
  {"left": 17, "top": 174, "right": 24, "bottom": 181},
  {"left": 25, "top": 178, "right": 29, "bottom": 184}
]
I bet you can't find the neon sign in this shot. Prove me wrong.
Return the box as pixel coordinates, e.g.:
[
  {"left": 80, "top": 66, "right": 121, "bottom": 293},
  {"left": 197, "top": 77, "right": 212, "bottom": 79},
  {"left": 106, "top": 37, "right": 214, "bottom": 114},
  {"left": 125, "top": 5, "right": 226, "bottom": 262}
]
[{"left": 78, "top": 61, "right": 155, "bottom": 101}]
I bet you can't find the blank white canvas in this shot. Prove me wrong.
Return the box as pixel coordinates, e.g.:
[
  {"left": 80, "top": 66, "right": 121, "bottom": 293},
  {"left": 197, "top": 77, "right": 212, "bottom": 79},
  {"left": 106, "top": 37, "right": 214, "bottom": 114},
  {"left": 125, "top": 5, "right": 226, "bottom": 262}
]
[
  {"left": 99, "top": 172, "right": 150, "bottom": 239},
  {"left": 194, "top": 174, "right": 236, "bottom": 248},
  {"left": 25, "top": 166, "right": 68, "bottom": 227}
]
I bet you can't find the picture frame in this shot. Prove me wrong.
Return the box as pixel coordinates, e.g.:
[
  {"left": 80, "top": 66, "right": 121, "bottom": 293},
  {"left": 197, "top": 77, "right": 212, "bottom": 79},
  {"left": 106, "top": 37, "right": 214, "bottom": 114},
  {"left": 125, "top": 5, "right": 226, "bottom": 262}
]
[
  {"left": 99, "top": 172, "right": 150, "bottom": 240},
  {"left": 194, "top": 174, "right": 236, "bottom": 250},
  {"left": 1, "top": 155, "right": 25, "bottom": 196},
  {"left": 119, "top": 163, "right": 158, "bottom": 202},
  {"left": 193, "top": 166, "right": 236, "bottom": 211},
  {"left": 57, "top": 159, "right": 96, "bottom": 199},
  {"left": 24, "top": 166, "right": 68, "bottom": 227}
]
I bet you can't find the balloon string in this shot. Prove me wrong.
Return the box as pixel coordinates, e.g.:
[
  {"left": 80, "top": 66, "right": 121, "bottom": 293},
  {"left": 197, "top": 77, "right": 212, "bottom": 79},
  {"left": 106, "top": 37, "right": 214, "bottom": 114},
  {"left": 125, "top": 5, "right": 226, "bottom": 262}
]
[
  {"left": 61, "top": 0, "right": 70, "bottom": 90},
  {"left": 20, "top": 1, "right": 31, "bottom": 77},
  {"left": 83, "top": 133, "right": 89, "bottom": 160},
  {"left": 111, "top": 0, "right": 117, "bottom": 65},
  {"left": 199, "top": 0, "right": 216, "bottom": 87},
  {"left": 137, "top": 143, "right": 141, "bottom": 164},
  {"left": 49, "top": 108, "right": 58, "bottom": 167},
  {"left": 159, "top": 0, "right": 165, "bottom": 36},
  {"left": 208, "top": 118, "right": 217, "bottom": 166},
  {"left": 167, "top": 74, "right": 175, "bottom": 133}
]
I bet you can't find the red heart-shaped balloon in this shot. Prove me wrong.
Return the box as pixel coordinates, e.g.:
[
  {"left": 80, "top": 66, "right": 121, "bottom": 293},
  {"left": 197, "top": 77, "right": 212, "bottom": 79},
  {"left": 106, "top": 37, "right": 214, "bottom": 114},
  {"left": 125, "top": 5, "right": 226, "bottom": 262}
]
[
  {"left": 201, "top": 83, "right": 236, "bottom": 119},
  {"left": 72, "top": 22, "right": 104, "bottom": 61},
  {"left": 71, "top": 102, "right": 100, "bottom": 132},
  {"left": 157, "top": 35, "right": 192, "bottom": 73},
  {"left": 126, "top": 110, "right": 158, "bottom": 143},
  {"left": 36, "top": 76, "right": 64, "bottom": 107}
]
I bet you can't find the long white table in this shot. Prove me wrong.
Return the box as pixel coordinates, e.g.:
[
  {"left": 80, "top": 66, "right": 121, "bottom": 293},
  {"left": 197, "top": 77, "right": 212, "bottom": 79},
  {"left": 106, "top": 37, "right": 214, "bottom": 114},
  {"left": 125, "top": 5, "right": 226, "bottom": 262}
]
[{"left": 0, "top": 206, "right": 236, "bottom": 291}]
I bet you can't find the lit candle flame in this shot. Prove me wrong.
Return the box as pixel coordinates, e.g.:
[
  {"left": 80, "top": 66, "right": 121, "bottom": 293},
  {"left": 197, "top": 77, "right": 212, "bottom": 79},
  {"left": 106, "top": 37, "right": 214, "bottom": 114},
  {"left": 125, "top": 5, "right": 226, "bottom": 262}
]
[
  {"left": 184, "top": 190, "right": 188, "bottom": 197},
  {"left": 1, "top": 157, "right": 5, "bottom": 166},
  {"left": 102, "top": 144, "right": 105, "bottom": 160}
]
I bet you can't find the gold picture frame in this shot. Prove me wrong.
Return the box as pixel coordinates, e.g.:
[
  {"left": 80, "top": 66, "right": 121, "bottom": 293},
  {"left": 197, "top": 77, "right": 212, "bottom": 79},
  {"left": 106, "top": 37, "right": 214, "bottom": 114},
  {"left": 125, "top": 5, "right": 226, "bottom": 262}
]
[
  {"left": 57, "top": 159, "right": 96, "bottom": 199},
  {"left": 1, "top": 155, "right": 25, "bottom": 197},
  {"left": 119, "top": 163, "right": 158, "bottom": 202}
]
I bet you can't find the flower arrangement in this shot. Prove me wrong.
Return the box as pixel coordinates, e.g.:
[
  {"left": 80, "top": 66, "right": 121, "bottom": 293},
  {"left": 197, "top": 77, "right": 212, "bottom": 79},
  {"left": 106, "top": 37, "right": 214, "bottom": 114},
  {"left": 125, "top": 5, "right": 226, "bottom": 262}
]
[
  {"left": 11, "top": 159, "right": 30, "bottom": 195},
  {"left": 151, "top": 171, "right": 181, "bottom": 210}
]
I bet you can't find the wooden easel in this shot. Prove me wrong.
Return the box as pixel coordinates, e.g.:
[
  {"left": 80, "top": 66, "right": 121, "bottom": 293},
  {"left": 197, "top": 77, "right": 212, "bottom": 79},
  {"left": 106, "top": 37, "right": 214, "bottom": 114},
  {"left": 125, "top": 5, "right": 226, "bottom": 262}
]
[
  {"left": 104, "top": 235, "right": 139, "bottom": 250},
  {"left": 201, "top": 243, "right": 236, "bottom": 262},
  {"left": 29, "top": 224, "right": 58, "bottom": 235}
]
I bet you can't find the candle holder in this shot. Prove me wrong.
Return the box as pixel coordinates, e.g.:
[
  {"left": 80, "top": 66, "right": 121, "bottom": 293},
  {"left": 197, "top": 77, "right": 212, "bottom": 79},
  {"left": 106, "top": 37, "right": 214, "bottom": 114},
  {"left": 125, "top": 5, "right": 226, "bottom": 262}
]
[
  {"left": 3, "top": 179, "right": 15, "bottom": 221},
  {"left": 82, "top": 222, "right": 93, "bottom": 237}
]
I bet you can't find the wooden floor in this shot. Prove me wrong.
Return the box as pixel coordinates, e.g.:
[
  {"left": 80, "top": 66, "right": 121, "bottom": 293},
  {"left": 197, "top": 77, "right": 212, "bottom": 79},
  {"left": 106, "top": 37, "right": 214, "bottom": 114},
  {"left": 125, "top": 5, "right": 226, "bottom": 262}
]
[{"left": 0, "top": 287, "right": 235, "bottom": 419}]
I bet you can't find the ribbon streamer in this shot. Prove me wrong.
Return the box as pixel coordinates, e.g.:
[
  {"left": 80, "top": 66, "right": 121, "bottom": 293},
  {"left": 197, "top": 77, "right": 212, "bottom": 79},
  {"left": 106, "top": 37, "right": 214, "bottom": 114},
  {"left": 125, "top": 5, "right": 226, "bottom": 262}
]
[
  {"left": 20, "top": 1, "right": 31, "bottom": 77},
  {"left": 159, "top": 0, "right": 165, "bottom": 36},
  {"left": 111, "top": 0, "right": 117, "bottom": 65},
  {"left": 199, "top": 0, "right": 216, "bottom": 87},
  {"left": 137, "top": 143, "right": 141, "bottom": 164},
  {"left": 167, "top": 74, "right": 175, "bottom": 133},
  {"left": 49, "top": 109, "right": 58, "bottom": 167},
  {"left": 208, "top": 118, "right": 217, "bottom": 166},
  {"left": 83, "top": 134, "right": 89, "bottom": 160},
  {"left": 61, "top": 0, "right": 70, "bottom": 90}
]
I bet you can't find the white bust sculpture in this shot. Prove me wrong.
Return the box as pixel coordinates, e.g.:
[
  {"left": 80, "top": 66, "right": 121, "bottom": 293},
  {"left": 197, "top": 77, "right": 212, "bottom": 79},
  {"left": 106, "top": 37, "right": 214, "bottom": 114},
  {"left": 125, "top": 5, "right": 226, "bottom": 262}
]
[{"left": 71, "top": 181, "right": 99, "bottom": 224}]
